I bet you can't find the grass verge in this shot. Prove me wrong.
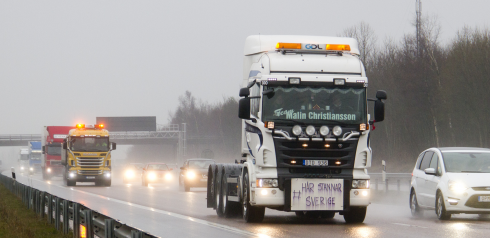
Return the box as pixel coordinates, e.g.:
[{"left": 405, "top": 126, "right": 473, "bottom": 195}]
[{"left": 0, "top": 182, "right": 72, "bottom": 238}]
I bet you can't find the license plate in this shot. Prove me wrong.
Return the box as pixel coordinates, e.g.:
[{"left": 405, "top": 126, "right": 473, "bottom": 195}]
[
  {"left": 303, "top": 160, "right": 328, "bottom": 166},
  {"left": 291, "top": 178, "right": 343, "bottom": 211},
  {"left": 86, "top": 176, "right": 95, "bottom": 179},
  {"left": 478, "top": 196, "right": 490, "bottom": 202}
]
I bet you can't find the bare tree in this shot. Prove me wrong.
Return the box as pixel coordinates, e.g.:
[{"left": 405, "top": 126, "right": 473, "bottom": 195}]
[{"left": 340, "top": 21, "right": 378, "bottom": 69}]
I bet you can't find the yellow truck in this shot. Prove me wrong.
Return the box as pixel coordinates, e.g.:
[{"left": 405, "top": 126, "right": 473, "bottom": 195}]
[{"left": 61, "top": 124, "right": 116, "bottom": 186}]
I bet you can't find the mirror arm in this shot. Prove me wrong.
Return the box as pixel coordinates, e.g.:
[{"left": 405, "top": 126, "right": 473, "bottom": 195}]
[
  {"left": 368, "top": 98, "right": 377, "bottom": 102},
  {"left": 247, "top": 79, "right": 256, "bottom": 88}
]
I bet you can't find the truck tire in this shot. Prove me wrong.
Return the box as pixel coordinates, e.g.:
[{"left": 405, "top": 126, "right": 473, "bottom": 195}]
[
  {"left": 343, "top": 206, "right": 367, "bottom": 223},
  {"left": 104, "top": 179, "right": 111, "bottom": 187},
  {"left": 214, "top": 168, "right": 222, "bottom": 214},
  {"left": 220, "top": 174, "right": 241, "bottom": 218},
  {"left": 242, "top": 172, "right": 265, "bottom": 223},
  {"left": 67, "top": 180, "right": 76, "bottom": 186},
  {"left": 95, "top": 180, "right": 104, "bottom": 186}
]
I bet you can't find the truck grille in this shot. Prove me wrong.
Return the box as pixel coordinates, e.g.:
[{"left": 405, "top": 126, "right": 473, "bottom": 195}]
[
  {"left": 78, "top": 170, "right": 102, "bottom": 175},
  {"left": 77, "top": 157, "right": 104, "bottom": 168}
]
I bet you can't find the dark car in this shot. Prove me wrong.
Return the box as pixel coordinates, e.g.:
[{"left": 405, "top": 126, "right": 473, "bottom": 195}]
[
  {"left": 179, "top": 159, "right": 215, "bottom": 192},
  {"left": 141, "top": 163, "right": 173, "bottom": 187}
]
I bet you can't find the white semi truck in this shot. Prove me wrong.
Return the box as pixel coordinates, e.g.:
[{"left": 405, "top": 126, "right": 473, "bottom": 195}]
[{"left": 206, "top": 35, "right": 387, "bottom": 223}]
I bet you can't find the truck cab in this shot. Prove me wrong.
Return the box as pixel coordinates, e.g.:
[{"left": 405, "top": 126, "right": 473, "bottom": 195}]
[
  {"left": 18, "top": 148, "right": 30, "bottom": 174},
  {"left": 207, "top": 35, "right": 387, "bottom": 223},
  {"left": 28, "top": 141, "right": 42, "bottom": 174},
  {"left": 61, "top": 124, "right": 116, "bottom": 187}
]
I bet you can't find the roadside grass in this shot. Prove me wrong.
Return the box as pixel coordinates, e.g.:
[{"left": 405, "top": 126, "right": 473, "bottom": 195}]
[{"left": 0, "top": 183, "right": 72, "bottom": 238}]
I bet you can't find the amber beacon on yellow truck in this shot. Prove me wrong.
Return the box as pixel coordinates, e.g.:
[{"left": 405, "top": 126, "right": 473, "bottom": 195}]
[{"left": 61, "top": 124, "right": 116, "bottom": 186}]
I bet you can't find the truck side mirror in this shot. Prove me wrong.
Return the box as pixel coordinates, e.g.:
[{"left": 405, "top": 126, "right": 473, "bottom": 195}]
[
  {"left": 42, "top": 146, "right": 45, "bottom": 154},
  {"left": 239, "top": 88, "right": 250, "bottom": 97},
  {"left": 62, "top": 142, "right": 67, "bottom": 150},
  {"left": 374, "top": 100, "right": 385, "bottom": 122},
  {"left": 238, "top": 98, "right": 251, "bottom": 120},
  {"left": 376, "top": 90, "right": 387, "bottom": 100},
  {"left": 111, "top": 142, "right": 117, "bottom": 150}
]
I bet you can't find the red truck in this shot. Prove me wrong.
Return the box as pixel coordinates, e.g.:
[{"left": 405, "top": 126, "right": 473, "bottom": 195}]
[{"left": 41, "top": 126, "right": 74, "bottom": 180}]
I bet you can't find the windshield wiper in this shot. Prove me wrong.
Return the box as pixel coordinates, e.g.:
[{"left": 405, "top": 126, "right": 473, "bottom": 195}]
[{"left": 272, "top": 119, "right": 305, "bottom": 125}]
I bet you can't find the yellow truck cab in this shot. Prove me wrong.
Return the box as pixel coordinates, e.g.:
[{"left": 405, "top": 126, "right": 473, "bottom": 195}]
[{"left": 61, "top": 124, "right": 116, "bottom": 186}]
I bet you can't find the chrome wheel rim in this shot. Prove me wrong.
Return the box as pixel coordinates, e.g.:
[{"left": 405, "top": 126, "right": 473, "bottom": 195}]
[
  {"left": 437, "top": 196, "right": 443, "bottom": 217},
  {"left": 411, "top": 193, "right": 417, "bottom": 214}
]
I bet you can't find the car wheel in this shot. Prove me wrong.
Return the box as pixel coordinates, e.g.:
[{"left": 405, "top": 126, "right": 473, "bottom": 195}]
[
  {"left": 410, "top": 189, "right": 423, "bottom": 217},
  {"left": 436, "top": 191, "right": 451, "bottom": 220},
  {"left": 343, "top": 206, "right": 367, "bottom": 223},
  {"left": 242, "top": 171, "right": 265, "bottom": 223}
]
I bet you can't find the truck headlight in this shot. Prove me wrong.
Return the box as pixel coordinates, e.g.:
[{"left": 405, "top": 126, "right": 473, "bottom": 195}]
[
  {"left": 21, "top": 167, "right": 25, "bottom": 170},
  {"left": 104, "top": 171, "right": 111, "bottom": 178},
  {"left": 292, "top": 125, "right": 302, "bottom": 136},
  {"left": 147, "top": 172, "right": 157, "bottom": 180},
  {"left": 306, "top": 125, "right": 316, "bottom": 136},
  {"left": 448, "top": 180, "right": 468, "bottom": 194},
  {"left": 47, "top": 168, "right": 51, "bottom": 173},
  {"left": 333, "top": 126, "right": 342, "bottom": 136},
  {"left": 352, "top": 180, "right": 370, "bottom": 189},
  {"left": 29, "top": 167, "right": 34, "bottom": 171},
  {"left": 256, "top": 179, "right": 279, "bottom": 188},
  {"left": 186, "top": 171, "right": 196, "bottom": 179},
  {"left": 165, "top": 173, "right": 172, "bottom": 180},
  {"left": 125, "top": 170, "right": 135, "bottom": 178},
  {"left": 69, "top": 172, "right": 76, "bottom": 178},
  {"left": 319, "top": 126, "right": 330, "bottom": 136}
]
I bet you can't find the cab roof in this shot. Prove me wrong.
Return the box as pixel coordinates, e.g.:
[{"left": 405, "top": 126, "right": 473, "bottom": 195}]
[{"left": 244, "top": 35, "right": 360, "bottom": 56}]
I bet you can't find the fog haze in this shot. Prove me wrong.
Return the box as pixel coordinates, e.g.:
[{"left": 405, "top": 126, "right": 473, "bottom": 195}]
[{"left": 1, "top": 0, "right": 489, "bottom": 134}]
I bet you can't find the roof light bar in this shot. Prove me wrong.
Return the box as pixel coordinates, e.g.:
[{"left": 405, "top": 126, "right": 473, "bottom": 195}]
[
  {"left": 76, "top": 124, "right": 85, "bottom": 129},
  {"left": 276, "top": 43, "right": 301, "bottom": 49},
  {"left": 326, "top": 44, "right": 351, "bottom": 51}
]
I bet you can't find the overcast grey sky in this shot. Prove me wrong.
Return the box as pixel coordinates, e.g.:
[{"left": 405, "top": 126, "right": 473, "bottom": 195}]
[{"left": 1, "top": 0, "right": 489, "bottom": 134}]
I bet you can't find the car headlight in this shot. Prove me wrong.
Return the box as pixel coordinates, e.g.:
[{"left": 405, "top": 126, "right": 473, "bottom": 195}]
[
  {"left": 256, "top": 179, "right": 279, "bottom": 188},
  {"left": 29, "top": 167, "right": 34, "bottom": 171},
  {"left": 305, "top": 125, "right": 316, "bottom": 136},
  {"left": 147, "top": 172, "right": 157, "bottom": 180},
  {"left": 125, "top": 170, "right": 135, "bottom": 178},
  {"left": 186, "top": 171, "right": 196, "bottom": 179},
  {"left": 319, "top": 126, "right": 330, "bottom": 136},
  {"left": 292, "top": 125, "right": 302, "bottom": 136},
  {"left": 332, "top": 126, "right": 342, "bottom": 136},
  {"left": 165, "top": 173, "right": 172, "bottom": 180},
  {"left": 352, "top": 180, "right": 370, "bottom": 189},
  {"left": 47, "top": 168, "right": 52, "bottom": 173},
  {"left": 448, "top": 180, "right": 468, "bottom": 194}
]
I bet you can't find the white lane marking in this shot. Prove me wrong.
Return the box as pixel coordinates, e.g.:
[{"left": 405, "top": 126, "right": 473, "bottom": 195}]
[
  {"left": 20, "top": 174, "right": 270, "bottom": 238},
  {"left": 392, "top": 223, "right": 427, "bottom": 229}
]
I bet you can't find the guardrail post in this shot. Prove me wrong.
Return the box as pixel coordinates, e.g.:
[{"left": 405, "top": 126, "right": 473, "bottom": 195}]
[
  {"left": 32, "top": 189, "right": 38, "bottom": 212},
  {"left": 55, "top": 197, "right": 61, "bottom": 231},
  {"left": 73, "top": 203, "right": 80, "bottom": 238},
  {"left": 47, "top": 194, "right": 53, "bottom": 224},
  {"left": 40, "top": 192, "right": 46, "bottom": 218},
  {"left": 131, "top": 230, "right": 143, "bottom": 238},
  {"left": 63, "top": 200, "right": 70, "bottom": 234},
  {"left": 85, "top": 210, "right": 94, "bottom": 238},
  {"left": 385, "top": 179, "right": 389, "bottom": 192},
  {"left": 397, "top": 179, "right": 400, "bottom": 191},
  {"left": 105, "top": 219, "right": 114, "bottom": 238}
]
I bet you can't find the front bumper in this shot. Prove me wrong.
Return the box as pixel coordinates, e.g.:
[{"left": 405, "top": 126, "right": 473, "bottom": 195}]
[
  {"left": 444, "top": 190, "right": 490, "bottom": 214},
  {"left": 184, "top": 177, "right": 208, "bottom": 187}
]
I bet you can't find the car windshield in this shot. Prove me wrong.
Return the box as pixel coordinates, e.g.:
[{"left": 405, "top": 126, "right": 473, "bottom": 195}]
[
  {"left": 47, "top": 145, "right": 62, "bottom": 156},
  {"left": 442, "top": 152, "right": 490, "bottom": 173},
  {"left": 189, "top": 160, "right": 215, "bottom": 169},
  {"left": 262, "top": 86, "right": 367, "bottom": 125},
  {"left": 70, "top": 137, "right": 109, "bottom": 152},
  {"left": 147, "top": 164, "right": 168, "bottom": 170}
]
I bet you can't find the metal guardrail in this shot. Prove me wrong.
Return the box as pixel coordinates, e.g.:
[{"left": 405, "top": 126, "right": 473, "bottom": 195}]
[
  {"left": 0, "top": 173, "right": 158, "bottom": 238},
  {"left": 369, "top": 173, "right": 412, "bottom": 192}
]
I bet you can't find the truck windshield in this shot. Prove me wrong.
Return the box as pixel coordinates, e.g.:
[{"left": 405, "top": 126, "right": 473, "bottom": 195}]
[
  {"left": 262, "top": 86, "right": 367, "bottom": 125},
  {"left": 20, "top": 154, "right": 29, "bottom": 160},
  {"left": 47, "top": 145, "right": 62, "bottom": 156},
  {"left": 70, "top": 137, "right": 109, "bottom": 152},
  {"left": 30, "top": 153, "right": 42, "bottom": 160},
  {"left": 442, "top": 152, "right": 490, "bottom": 173}
]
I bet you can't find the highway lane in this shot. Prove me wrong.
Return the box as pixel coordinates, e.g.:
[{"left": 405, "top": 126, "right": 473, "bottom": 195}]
[{"left": 7, "top": 171, "right": 490, "bottom": 238}]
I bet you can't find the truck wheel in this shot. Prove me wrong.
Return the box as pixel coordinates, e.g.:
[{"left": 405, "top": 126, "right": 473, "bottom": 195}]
[
  {"left": 67, "top": 180, "right": 76, "bottom": 186},
  {"left": 220, "top": 174, "right": 241, "bottom": 218},
  {"left": 436, "top": 191, "right": 451, "bottom": 220},
  {"left": 95, "top": 180, "right": 104, "bottom": 186},
  {"left": 343, "top": 206, "right": 367, "bottom": 223},
  {"left": 242, "top": 172, "right": 265, "bottom": 223},
  {"left": 104, "top": 179, "right": 111, "bottom": 187},
  {"left": 410, "top": 189, "right": 423, "bottom": 217}
]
